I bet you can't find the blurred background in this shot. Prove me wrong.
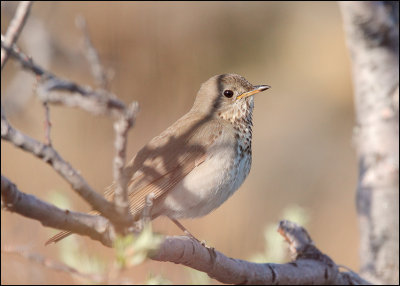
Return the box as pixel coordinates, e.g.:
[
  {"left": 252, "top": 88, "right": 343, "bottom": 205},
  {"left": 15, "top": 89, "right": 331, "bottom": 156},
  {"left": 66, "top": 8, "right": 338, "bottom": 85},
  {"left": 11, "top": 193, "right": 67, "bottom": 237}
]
[{"left": 1, "top": 1, "right": 358, "bottom": 284}]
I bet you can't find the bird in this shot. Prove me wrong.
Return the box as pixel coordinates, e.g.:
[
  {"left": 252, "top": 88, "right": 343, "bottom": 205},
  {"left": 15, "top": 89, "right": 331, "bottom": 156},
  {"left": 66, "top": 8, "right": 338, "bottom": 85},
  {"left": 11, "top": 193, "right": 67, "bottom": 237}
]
[{"left": 46, "top": 73, "right": 270, "bottom": 245}]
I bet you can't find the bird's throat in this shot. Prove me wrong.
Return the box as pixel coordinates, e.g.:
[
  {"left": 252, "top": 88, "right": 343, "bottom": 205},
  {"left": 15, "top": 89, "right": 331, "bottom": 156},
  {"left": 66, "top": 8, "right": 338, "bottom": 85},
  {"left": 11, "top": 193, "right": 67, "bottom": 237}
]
[{"left": 218, "top": 98, "right": 254, "bottom": 153}]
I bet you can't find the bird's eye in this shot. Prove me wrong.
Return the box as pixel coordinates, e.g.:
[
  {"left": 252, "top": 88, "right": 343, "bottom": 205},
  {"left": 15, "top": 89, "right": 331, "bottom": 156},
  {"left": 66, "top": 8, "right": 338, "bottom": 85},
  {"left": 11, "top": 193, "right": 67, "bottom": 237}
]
[{"left": 223, "top": 90, "right": 234, "bottom": 98}]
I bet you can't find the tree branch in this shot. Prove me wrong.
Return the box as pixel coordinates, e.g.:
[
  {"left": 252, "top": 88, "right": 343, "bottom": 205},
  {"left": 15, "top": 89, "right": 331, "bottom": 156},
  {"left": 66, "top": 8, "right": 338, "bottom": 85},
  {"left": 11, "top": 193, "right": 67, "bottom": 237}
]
[
  {"left": 75, "top": 15, "right": 110, "bottom": 90},
  {"left": 1, "top": 109, "right": 117, "bottom": 222},
  {"left": 1, "top": 40, "right": 127, "bottom": 117},
  {"left": 1, "top": 180, "right": 370, "bottom": 286},
  {"left": 113, "top": 102, "right": 139, "bottom": 217},
  {"left": 1, "top": 175, "right": 113, "bottom": 247},
  {"left": 151, "top": 221, "right": 371, "bottom": 285},
  {"left": 1, "top": 38, "right": 140, "bottom": 227},
  {"left": 1, "top": 1, "right": 33, "bottom": 69},
  {"left": 42, "top": 101, "right": 52, "bottom": 146},
  {"left": 2, "top": 29, "right": 141, "bottom": 224}
]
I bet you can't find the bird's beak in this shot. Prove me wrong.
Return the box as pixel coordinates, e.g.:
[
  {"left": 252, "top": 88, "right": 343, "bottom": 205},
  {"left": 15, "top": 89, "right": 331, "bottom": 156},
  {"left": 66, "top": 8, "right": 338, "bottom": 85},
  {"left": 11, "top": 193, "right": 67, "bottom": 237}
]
[{"left": 236, "top": 85, "right": 271, "bottom": 100}]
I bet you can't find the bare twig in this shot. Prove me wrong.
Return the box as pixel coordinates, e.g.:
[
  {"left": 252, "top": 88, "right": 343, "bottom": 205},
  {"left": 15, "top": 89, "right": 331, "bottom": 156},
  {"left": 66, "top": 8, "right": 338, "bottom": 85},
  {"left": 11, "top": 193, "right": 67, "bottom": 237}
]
[
  {"left": 1, "top": 40, "right": 127, "bottom": 116},
  {"left": 2, "top": 20, "right": 139, "bottom": 229},
  {"left": 113, "top": 102, "right": 139, "bottom": 217},
  {"left": 2, "top": 245, "right": 105, "bottom": 282},
  {"left": 277, "top": 220, "right": 313, "bottom": 258},
  {"left": 43, "top": 101, "right": 52, "bottom": 146},
  {"left": 1, "top": 109, "right": 117, "bottom": 222},
  {"left": 1, "top": 175, "right": 113, "bottom": 246},
  {"left": 1, "top": 1, "right": 33, "bottom": 69},
  {"left": 142, "top": 193, "right": 155, "bottom": 225},
  {"left": 75, "top": 15, "right": 109, "bottom": 90}
]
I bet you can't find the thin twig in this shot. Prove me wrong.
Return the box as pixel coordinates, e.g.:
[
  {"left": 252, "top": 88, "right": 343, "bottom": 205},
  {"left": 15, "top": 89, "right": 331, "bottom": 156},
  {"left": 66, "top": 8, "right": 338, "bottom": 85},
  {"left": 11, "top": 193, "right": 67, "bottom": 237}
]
[
  {"left": 2, "top": 245, "right": 105, "bottom": 282},
  {"left": 76, "top": 15, "right": 109, "bottom": 90},
  {"left": 1, "top": 1, "right": 33, "bottom": 69},
  {"left": 1, "top": 40, "right": 127, "bottom": 116},
  {"left": 1, "top": 109, "right": 118, "bottom": 223},
  {"left": 43, "top": 101, "right": 52, "bottom": 146},
  {"left": 2, "top": 28, "right": 139, "bottom": 228},
  {"left": 113, "top": 102, "right": 139, "bottom": 217}
]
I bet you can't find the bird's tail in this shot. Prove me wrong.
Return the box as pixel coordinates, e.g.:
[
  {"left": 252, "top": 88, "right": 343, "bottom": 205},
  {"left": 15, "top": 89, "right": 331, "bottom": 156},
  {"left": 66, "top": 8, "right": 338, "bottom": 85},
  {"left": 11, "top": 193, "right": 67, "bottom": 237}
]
[
  {"left": 45, "top": 209, "right": 100, "bottom": 246},
  {"left": 45, "top": 230, "right": 72, "bottom": 245}
]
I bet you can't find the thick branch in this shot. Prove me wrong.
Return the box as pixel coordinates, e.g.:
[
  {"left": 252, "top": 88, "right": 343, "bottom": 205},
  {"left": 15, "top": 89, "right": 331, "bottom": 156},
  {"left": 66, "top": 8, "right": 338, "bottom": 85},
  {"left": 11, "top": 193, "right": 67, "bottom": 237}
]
[
  {"left": 339, "top": 2, "right": 399, "bottom": 284},
  {"left": 1, "top": 1, "right": 33, "bottom": 69},
  {"left": 151, "top": 221, "right": 370, "bottom": 285},
  {"left": 1, "top": 175, "right": 113, "bottom": 247},
  {"left": 1, "top": 175, "right": 370, "bottom": 285}
]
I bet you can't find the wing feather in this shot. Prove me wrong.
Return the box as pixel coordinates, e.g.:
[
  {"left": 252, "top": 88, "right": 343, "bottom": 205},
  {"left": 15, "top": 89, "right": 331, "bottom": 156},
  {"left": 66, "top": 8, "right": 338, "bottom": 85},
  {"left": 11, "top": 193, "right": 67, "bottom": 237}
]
[
  {"left": 124, "top": 112, "right": 221, "bottom": 217},
  {"left": 46, "top": 112, "right": 222, "bottom": 245}
]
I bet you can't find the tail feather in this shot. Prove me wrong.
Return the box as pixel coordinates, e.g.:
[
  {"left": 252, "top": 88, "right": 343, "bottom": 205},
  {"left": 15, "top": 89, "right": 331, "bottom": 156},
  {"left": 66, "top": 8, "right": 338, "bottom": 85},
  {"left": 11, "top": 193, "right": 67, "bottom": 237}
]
[
  {"left": 45, "top": 210, "right": 99, "bottom": 246},
  {"left": 45, "top": 231, "right": 72, "bottom": 246}
]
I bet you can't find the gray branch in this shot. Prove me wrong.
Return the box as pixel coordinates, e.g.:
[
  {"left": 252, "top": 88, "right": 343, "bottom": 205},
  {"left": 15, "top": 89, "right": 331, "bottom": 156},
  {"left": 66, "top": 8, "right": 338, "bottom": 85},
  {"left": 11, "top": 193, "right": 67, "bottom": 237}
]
[
  {"left": 113, "top": 102, "right": 139, "bottom": 216},
  {"left": 75, "top": 15, "right": 110, "bottom": 90},
  {"left": 1, "top": 38, "right": 139, "bottom": 227},
  {"left": 1, "top": 1, "right": 33, "bottom": 69},
  {"left": 0, "top": 40, "right": 127, "bottom": 117},
  {"left": 339, "top": 1, "right": 399, "bottom": 284},
  {"left": 1, "top": 110, "right": 117, "bottom": 221},
  {"left": 1, "top": 175, "right": 113, "bottom": 247},
  {"left": 151, "top": 221, "right": 371, "bottom": 285},
  {"left": 1, "top": 181, "right": 370, "bottom": 286}
]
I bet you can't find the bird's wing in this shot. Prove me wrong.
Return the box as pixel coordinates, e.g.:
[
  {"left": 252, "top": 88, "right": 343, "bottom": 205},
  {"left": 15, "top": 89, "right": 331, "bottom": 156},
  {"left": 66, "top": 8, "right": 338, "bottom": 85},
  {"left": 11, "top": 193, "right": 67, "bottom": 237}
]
[
  {"left": 105, "top": 112, "right": 223, "bottom": 218},
  {"left": 45, "top": 113, "right": 223, "bottom": 245}
]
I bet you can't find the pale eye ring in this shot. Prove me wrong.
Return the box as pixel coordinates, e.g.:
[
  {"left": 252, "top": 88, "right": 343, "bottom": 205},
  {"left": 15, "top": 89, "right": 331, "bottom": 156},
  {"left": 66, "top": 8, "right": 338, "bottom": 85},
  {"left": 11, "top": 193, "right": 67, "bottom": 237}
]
[{"left": 223, "top": 90, "right": 234, "bottom": 98}]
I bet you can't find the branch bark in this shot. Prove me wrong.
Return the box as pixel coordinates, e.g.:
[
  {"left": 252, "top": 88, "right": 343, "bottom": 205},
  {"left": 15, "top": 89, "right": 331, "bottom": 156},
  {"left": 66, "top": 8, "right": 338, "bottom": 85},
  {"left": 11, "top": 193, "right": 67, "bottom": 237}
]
[
  {"left": 1, "top": 1, "right": 33, "bottom": 69},
  {"left": 0, "top": 181, "right": 371, "bottom": 286},
  {"left": 153, "top": 221, "right": 370, "bottom": 285},
  {"left": 1, "top": 36, "right": 139, "bottom": 227},
  {"left": 0, "top": 40, "right": 127, "bottom": 116},
  {"left": 1, "top": 175, "right": 114, "bottom": 247},
  {"left": 339, "top": 2, "right": 399, "bottom": 284},
  {"left": 113, "top": 102, "right": 139, "bottom": 217},
  {"left": 1, "top": 109, "right": 117, "bottom": 221},
  {"left": 75, "top": 15, "right": 110, "bottom": 90}
]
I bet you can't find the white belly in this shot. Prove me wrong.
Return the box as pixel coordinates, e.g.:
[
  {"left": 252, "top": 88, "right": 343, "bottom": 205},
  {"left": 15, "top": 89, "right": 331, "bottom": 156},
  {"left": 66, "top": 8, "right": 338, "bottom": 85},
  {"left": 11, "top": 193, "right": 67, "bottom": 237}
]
[{"left": 157, "top": 140, "right": 251, "bottom": 219}]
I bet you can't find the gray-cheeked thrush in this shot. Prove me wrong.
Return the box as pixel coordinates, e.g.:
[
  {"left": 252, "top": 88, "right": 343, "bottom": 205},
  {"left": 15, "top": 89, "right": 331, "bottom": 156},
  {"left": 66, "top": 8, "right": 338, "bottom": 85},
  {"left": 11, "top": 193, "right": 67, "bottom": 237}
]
[{"left": 47, "top": 73, "right": 270, "bottom": 244}]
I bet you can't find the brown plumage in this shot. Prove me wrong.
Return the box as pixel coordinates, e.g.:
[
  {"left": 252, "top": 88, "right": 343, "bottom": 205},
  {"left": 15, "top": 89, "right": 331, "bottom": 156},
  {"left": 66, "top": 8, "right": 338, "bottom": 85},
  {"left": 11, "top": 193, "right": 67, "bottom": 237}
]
[{"left": 46, "top": 74, "right": 270, "bottom": 245}]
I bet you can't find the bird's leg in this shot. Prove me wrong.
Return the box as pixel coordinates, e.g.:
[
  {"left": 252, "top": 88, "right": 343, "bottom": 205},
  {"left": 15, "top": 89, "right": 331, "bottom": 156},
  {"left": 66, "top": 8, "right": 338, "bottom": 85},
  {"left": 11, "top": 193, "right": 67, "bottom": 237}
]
[
  {"left": 136, "top": 193, "right": 155, "bottom": 232},
  {"left": 170, "top": 218, "right": 215, "bottom": 261},
  {"left": 169, "top": 218, "right": 204, "bottom": 244}
]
